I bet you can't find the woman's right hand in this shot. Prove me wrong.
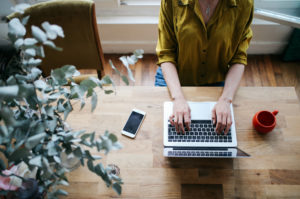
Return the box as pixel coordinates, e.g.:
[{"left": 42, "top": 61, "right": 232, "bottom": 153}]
[{"left": 169, "top": 97, "right": 191, "bottom": 133}]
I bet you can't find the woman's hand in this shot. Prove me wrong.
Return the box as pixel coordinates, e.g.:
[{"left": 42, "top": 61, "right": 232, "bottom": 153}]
[
  {"left": 211, "top": 98, "right": 232, "bottom": 134},
  {"left": 169, "top": 97, "right": 191, "bottom": 133}
]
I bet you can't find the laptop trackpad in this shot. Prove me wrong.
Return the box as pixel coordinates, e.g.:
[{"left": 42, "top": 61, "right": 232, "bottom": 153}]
[{"left": 189, "top": 102, "right": 215, "bottom": 119}]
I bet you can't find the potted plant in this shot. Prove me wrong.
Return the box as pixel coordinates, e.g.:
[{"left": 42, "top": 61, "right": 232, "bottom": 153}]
[{"left": 0, "top": 4, "right": 143, "bottom": 199}]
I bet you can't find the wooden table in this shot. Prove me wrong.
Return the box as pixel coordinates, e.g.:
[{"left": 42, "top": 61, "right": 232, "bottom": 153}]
[{"left": 65, "top": 86, "right": 300, "bottom": 199}]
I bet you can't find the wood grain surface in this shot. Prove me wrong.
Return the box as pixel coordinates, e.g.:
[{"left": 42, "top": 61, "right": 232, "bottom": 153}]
[{"left": 63, "top": 86, "right": 300, "bottom": 199}]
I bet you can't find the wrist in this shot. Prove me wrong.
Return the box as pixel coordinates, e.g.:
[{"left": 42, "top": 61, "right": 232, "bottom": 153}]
[
  {"left": 219, "top": 96, "right": 232, "bottom": 104},
  {"left": 172, "top": 95, "right": 185, "bottom": 102}
]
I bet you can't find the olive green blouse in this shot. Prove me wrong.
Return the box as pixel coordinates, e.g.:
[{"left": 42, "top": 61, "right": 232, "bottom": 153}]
[{"left": 156, "top": 0, "right": 254, "bottom": 86}]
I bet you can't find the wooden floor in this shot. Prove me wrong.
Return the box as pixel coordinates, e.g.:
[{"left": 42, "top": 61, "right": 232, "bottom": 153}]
[{"left": 101, "top": 54, "right": 300, "bottom": 101}]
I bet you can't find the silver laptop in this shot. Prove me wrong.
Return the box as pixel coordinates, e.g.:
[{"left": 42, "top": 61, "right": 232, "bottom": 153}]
[{"left": 163, "top": 101, "right": 250, "bottom": 158}]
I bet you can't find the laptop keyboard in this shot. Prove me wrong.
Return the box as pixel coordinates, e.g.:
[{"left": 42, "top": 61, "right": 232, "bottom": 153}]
[
  {"left": 168, "top": 120, "right": 232, "bottom": 143},
  {"left": 167, "top": 150, "right": 232, "bottom": 157}
]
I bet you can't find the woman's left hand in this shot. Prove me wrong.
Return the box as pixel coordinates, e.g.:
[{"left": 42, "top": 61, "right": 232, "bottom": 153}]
[{"left": 211, "top": 98, "right": 232, "bottom": 134}]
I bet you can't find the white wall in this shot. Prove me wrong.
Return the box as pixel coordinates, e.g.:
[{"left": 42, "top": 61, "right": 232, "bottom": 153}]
[
  {"left": 97, "top": 17, "right": 294, "bottom": 54},
  {"left": 1, "top": 0, "right": 295, "bottom": 54}
]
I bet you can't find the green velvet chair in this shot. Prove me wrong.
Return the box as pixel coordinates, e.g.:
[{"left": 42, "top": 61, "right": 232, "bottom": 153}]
[{"left": 7, "top": 0, "right": 105, "bottom": 82}]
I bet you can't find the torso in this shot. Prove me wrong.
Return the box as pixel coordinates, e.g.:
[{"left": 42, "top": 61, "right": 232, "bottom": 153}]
[{"left": 198, "top": 0, "right": 219, "bottom": 25}]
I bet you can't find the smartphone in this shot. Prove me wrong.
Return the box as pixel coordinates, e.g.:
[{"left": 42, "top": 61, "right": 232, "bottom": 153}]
[{"left": 121, "top": 109, "right": 146, "bottom": 138}]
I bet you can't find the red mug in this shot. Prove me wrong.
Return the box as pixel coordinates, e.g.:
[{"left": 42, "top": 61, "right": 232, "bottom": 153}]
[{"left": 252, "top": 110, "right": 279, "bottom": 134}]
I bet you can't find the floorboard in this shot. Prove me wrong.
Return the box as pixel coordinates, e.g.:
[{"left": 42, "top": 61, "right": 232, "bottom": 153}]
[{"left": 83, "top": 54, "right": 300, "bottom": 101}]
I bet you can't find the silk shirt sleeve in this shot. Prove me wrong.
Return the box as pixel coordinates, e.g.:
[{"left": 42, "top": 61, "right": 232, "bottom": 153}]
[
  {"left": 229, "top": 4, "right": 254, "bottom": 66},
  {"left": 156, "top": 0, "right": 177, "bottom": 66}
]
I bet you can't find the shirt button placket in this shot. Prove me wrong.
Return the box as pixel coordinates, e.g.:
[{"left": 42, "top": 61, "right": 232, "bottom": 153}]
[{"left": 200, "top": 47, "right": 207, "bottom": 79}]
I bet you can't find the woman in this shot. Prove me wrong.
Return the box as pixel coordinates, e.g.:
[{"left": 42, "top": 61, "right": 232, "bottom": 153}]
[{"left": 155, "top": 0, "right": 253, "bottom": 134}]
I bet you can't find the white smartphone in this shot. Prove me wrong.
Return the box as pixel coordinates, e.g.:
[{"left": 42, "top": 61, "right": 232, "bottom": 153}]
[{"left": 121, "top": 109, "right": 146, "bottom": 138}]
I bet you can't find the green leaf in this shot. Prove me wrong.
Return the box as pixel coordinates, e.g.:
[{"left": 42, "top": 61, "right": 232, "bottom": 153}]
[
  {"left": 0, "top": 85, "right": 19, "bottom": 98},
  {"left": 0, "top": 125, "right": 8, "bottom": 137},
  {"left": 14, "top": 38, "right": 24, "bottom": 48},
  {"left": 104, "top": 90, "right": 114, "bottom": 94},
  {"left": 22, "top": 15, "right": 30, "bottom": 25},
  {"left": 80, "top": 79, "right": 98, "bottom": 90},
  {"left": 109, "top": 60, "right": 121, "bottom": 76},
  {"left": 92, "top": 155, "right": 102, "bottom": 160},
  {"left": 90, "top": 132, "right": 95, "bottom": 143},
  {"left": 24, "top": 48, "right": 36, "bottom": 57},
  {"left": 29, "top": 155, "right": 42, "bottom": 167},
  {"left": 94, "top": 163, "right": 105, "bottom": 177},
  {"left": 47, "top": 141, "right": 58, "bottom": 156},
  {"left": 0, "top": 106, "right": 17, "bottom": 126},
  {"left": 27, "top": 58, "right": 42, "bottom": 67},
  {"left": 73, "top": 147, "right": 83, "bottom": 158},
  {"left": 57, "top": 180, "right": 69, "bottom": 186},
  {"left": 73, "top": 130, "right": 86, "bottom": 138},
  {"left": 112, "top": 183, "right": 122, "bottom": 195},
  {"left": 42, "top": 21, "right": 64, "bottom": 40},
  {"left": 45, "top": 105, "right": 55, "bottom": 118},
  {"left": 43, "top": 40, "right": 62, "bottom": 51},
  {"left": 24, "top": 38, "right": 38, "bottom": 46},
  {"left": 45, "top": 118, "right": 57, "bottom": 132},
  {"left": 9, "top": 148, "right": 30, "bottom": 162},
  {"left": 91, "top": 91, "right": 97, "bottom": 112},
  {"left": 53, "top": 156, "right": 61, "bottom": 164},
  {"left": 54, "top": 189, "right": 68, "bottom": 196},
  {"left": 133, "top": 49, "right": 144, "bottom": 58},
  {"left": 6, "top": 76, "right": 17, "bottom": 85},
  {"left": 35, "top": 45, "right": 45, "bottom": 58},
  {"left": 119, "top": 56, "right": 135, "bottom": 82},
  {"left": 63, "top": 101, "right": 72, "bottom": 120},
  {"left": 121, "top": 75, "right": 129, "bottom": 85},
  {"left": 87, "top": 159, "right": 94, "bottom": 172},
  {"left": 8, "top": 18, "right": 26, "bottom": 38},
  {"left": 84, "top": 150, "right": 95, "bottom": 160},
  {"left": 51, "top": 65, "right": 79, "bottom": 86},
  {"left": 25, "top": 132, "right": 47, "bottom": 149},
  {"left": 110, "top": 174, "right": 122, "bottom": 182},
  {"left": 31, "top": 25, "right": 47, "bottom": 43},
  {"left": 34, "top": 79, "right": 47, "bottom": 90},
  {"left": 100, "top": 76, "right": 113, "bottom": 85}
]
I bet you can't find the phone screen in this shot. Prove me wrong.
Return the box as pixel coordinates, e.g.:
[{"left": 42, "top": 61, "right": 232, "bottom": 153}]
[{"left": 123, "top": 111, "right": 144, "bottom": 135}]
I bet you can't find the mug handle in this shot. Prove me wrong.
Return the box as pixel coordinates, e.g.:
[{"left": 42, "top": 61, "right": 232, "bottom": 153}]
[{"left": 272, "top": 110, "right": 279, "bottom": 116}]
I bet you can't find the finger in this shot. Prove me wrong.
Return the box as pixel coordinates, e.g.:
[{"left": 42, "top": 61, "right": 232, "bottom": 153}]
[
  {"left": 216, "top": 112, "right": 223, "bottom": 134},
  {"left": 211, "top": 107, "right": 216, "bottom": 125},
  {"left": 184, "top": 112, "right": 191, "bottom": 131},
  {"left": 221, "top": 114, "right": 227, "bottom": 134},
  {"left": 169, "top": 115, "right": 175, "bottom": 126},
  {"left": 224, "top": 115, "right": 232, "bottom": 135},
  {"left": 174, "top": 114, "right": 179, "bottom": 133},
  {"left": 178, "top": 114, "right": 185, "bottom": 134}
]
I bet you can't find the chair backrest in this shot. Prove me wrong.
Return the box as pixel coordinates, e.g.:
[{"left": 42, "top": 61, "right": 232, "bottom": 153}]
[{"left": 7, "top": 0, "right": 105, "bottom": 78}]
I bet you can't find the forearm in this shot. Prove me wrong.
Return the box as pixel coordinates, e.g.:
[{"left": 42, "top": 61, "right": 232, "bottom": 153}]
[
  {"left": 219, "top": 63, "right": 245, "bottom": 102},
  {"left": 161, "top": 62, "right": 185, "bottom": 100}
]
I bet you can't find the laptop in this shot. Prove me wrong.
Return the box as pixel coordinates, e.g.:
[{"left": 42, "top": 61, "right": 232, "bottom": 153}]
[{"left": 163, "top": 101, "right": 250, "bottom": 158}]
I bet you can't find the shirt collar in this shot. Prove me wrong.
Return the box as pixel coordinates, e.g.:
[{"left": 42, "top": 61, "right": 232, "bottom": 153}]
[
  {"left": 178, "top": 0, "right": 237, "bottom": 8},
  {"left": 228, "top": 0, "right": 237, "bottom": 7}
]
